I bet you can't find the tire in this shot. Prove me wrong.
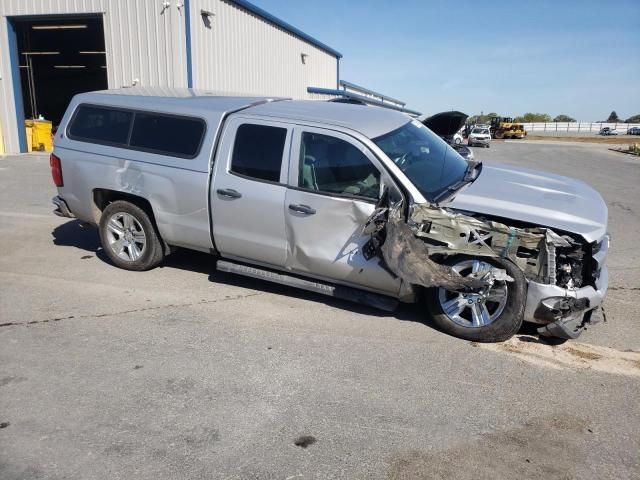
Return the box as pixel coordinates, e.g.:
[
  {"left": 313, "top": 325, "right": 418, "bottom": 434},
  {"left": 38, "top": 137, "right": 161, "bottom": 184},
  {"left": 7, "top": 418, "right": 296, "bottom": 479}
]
[
  {"left": 454, "top": 137, "right": 462, "bottom": 145},
  {"left": 425, "top": 255, "right": 526, "bottom": 342},
  {"left": 99, "top": 200, "right": 164, "bottom": 271}
]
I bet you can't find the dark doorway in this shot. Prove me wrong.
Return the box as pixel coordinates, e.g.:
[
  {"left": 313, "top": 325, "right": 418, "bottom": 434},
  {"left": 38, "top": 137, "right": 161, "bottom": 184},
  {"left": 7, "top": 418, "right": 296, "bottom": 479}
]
[{"left": 14, "top": 15, "right": 108, "bottom": 127}]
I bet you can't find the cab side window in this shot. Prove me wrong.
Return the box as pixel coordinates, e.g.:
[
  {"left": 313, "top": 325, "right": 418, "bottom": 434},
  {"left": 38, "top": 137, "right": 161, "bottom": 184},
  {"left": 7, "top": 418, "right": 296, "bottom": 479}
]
[
  {"left": 298, "top": 132, "right": 380, "bottom": 200},
  {"left": 231, "top": 124, "right": 287, "bottom": 182}
]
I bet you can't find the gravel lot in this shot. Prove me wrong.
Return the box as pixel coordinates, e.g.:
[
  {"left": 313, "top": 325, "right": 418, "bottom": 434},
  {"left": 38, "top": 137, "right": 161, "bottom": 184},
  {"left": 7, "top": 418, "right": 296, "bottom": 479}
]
[{"left": 1, "top": 141, "right": 639, "bottom": 479}]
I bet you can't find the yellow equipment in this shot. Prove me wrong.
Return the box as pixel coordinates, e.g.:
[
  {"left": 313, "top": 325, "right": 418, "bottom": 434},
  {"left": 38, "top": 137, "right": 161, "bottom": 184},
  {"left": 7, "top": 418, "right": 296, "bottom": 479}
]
[
  {"left": 25, "top": 119, "right": 53, "bottom": 152},
  {"left": 0, "top": 121, "right": 5, "bottom": 155},
  {"left": 490, "top": 116, "right": 527, "bottom": 139}
]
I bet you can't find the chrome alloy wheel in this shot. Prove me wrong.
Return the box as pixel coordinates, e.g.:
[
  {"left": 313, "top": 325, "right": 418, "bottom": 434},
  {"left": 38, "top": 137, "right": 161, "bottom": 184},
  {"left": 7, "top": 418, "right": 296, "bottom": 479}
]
[
  {"left": 437, "top": 259, "right": 508, "bottom": 328},
  {"left": 105, "top": 212, "right": 147, "bottom": 262}
]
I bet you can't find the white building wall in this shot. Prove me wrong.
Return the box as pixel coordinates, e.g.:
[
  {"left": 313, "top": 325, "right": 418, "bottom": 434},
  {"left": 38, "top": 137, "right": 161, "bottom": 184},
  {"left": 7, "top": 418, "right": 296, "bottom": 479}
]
[
  {"left": 0, "top": 0, "right": 338, "bottom": 153},
  {"left": 0, "top": 0, "right": 188, "bottom": 153},
  {"left": 188, "top": 0, "right": 337, "bottom": 99}
]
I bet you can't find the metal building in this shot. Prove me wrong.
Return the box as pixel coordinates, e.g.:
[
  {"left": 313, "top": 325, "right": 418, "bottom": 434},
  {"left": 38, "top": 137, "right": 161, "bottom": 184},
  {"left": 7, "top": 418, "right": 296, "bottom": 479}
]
[{"left": 0, "top": 0, "right": 342, "bottom": 153}]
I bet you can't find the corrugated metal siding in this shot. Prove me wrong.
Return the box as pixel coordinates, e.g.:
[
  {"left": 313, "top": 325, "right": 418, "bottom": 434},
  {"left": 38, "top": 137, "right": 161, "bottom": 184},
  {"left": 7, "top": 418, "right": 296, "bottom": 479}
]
[
  {"left": 189, "top": 0, "right": 337, "bottom": 99},
  {"left": 0, "top": 0, "right": 188, "bottom": 153},
  {"left": 0, "top": 0, "right": 338, "bottom": 153}
]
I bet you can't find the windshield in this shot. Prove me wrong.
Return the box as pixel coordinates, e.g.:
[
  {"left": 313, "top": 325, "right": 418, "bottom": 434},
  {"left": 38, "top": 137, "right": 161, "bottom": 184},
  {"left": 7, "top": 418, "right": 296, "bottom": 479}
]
[
  {"left": 373, "top": 119, "right": 470, "bottom": 202},
  {"left": 472, "top": 128, "right": 489, "bottom": 134}
]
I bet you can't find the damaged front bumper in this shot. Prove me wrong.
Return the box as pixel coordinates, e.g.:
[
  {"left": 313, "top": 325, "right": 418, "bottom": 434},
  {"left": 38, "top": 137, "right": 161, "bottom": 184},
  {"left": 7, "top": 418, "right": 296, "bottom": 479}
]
[{"left": 527, "top": 235, "right": 610, "bottom": 339}]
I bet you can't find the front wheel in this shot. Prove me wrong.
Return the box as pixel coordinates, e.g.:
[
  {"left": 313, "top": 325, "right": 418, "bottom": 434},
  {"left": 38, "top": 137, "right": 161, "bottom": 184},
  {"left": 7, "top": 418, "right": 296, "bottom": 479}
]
[
  {"left": 99, "top": 200, "right": 165, "bottom": 271},
  {"left": 425, "top": 256, "right": 526, "bottom": 342}
]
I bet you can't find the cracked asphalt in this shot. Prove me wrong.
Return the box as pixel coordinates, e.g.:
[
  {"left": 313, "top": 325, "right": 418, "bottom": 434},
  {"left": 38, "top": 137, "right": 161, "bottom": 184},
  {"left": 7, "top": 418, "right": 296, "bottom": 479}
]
[{"left": 1, "top": 142, "right": 639, "bottom": 479}]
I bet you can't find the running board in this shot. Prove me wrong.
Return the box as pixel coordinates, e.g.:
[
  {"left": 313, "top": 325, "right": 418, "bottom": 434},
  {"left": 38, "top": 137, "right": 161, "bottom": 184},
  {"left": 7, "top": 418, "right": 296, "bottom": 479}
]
[{"left": 216, "top": 260, "right": 398, "bottom": 312}]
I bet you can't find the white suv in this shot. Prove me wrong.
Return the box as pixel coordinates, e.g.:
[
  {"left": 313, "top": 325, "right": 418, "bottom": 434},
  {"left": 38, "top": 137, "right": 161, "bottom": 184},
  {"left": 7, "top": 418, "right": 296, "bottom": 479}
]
[{"left": 468, "top": 127, "right": 491, "bottom": 147}]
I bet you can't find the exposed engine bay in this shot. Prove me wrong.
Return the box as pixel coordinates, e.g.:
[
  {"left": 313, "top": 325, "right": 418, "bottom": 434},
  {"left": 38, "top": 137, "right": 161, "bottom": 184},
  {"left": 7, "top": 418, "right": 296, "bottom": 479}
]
[{"left": 363, "top": 199, "right": 590, "bottom": 293}]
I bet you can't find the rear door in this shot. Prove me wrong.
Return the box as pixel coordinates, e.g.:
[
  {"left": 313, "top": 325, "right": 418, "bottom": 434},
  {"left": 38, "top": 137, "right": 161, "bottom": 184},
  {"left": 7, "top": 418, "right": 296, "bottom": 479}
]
[
  {"left": 283, "top": 127, "right": 401, "bottom": 295},
  {"left": 211, "top": 117, "right": 291, "bottom": 268}
]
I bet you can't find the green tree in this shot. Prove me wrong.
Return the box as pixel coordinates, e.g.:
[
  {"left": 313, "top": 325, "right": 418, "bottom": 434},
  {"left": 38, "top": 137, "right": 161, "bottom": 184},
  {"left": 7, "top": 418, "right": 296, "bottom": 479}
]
[
  {"left": 468, "top": 112, "right": 504, "bottom": 125},
  {"left": 606, "top": 111, "right": 620, "bottom": 122},
  {"left": 553, "top": 114, "right": 576, "bottom": 122},
  {"left": 520, "top": 113, "right": 552, "bottom": 122},
  {"left": 625, "top": 114, "right": 640, "bottom": 123}
]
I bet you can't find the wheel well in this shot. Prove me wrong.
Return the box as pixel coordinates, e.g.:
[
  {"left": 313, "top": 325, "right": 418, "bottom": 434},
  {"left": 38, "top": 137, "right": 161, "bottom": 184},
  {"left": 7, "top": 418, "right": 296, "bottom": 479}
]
[
  {"left": 93, "top": 189, "right": 155, "bottom": 222},
  {"left": 92, "top": 189, "right": 171, "bottom": 254}
]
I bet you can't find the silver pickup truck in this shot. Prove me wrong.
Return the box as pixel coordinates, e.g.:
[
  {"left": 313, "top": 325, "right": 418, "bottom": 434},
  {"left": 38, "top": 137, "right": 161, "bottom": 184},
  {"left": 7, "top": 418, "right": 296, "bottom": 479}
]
[{"left": 51, "top": 88, "right": 609, "bottom": 342}]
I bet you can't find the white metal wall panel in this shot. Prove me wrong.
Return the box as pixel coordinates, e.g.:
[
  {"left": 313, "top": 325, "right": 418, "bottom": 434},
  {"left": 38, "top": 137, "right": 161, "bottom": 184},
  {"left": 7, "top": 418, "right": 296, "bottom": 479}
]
[
  {"left": 0, "top": 0, "right": 188, "bottom": 153},
  {"left": 189, "top": 0, "right": 337, "bottom": 99},
  {"left": 0, "top": 0, "right": 338, "bottom": 153}
]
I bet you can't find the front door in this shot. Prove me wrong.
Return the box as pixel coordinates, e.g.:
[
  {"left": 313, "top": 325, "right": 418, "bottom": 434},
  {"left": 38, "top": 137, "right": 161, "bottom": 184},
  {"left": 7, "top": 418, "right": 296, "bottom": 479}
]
[
  {"left": 284, "top": 127, "right": 401, "bottom": 295},
  {"left": 211, "top": 118, "right": 291, "bottom": 268}
]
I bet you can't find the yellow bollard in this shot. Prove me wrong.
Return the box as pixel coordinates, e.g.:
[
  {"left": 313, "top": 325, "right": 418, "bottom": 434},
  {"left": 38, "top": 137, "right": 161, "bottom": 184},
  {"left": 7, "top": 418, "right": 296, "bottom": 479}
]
[{"left": 0, "top": 120, "right": 5, "bottom": 155}]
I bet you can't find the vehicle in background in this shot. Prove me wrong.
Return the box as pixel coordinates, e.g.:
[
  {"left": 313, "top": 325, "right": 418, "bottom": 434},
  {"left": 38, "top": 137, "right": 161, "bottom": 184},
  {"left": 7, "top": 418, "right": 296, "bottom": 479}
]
[
  {"left": 626, "top": 126, "right": 640, "bottom": 135},
  {"left": 468, "top": 127, "right": 491, "bottom": 147},
  {"left": 490, "top": 116, "right": 527, "bottom": 139},
  {"left": 51, "top": 89, "right": 609, "bottom": 342},
  {"left": 422, "top": 110, "right": 473, "bottom": 159},
  {"left": 599, "top": 127, "right": 618, "bottom": 136}
]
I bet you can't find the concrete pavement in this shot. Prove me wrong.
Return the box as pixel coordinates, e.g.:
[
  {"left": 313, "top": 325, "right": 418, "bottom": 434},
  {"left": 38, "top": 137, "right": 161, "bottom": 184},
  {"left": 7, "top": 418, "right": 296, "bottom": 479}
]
[{"left": 1, "top": 143, "right": 639, "bottom": 479}]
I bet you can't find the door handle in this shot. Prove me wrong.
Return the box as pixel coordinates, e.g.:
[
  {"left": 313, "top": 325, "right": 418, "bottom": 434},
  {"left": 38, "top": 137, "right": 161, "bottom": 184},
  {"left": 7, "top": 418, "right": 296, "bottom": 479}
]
[
  {"left": 216, "top": 188, "right": 242, "bottom": 199},
  {"left": 288, "top": 204, "right": 316, "bottom": 215}
]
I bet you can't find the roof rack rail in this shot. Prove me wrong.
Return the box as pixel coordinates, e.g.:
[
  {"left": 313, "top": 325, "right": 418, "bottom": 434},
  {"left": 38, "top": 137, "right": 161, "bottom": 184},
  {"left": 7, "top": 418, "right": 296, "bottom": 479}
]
[{"left": 307, "top": 86, "right": 421, "bottom": 116}]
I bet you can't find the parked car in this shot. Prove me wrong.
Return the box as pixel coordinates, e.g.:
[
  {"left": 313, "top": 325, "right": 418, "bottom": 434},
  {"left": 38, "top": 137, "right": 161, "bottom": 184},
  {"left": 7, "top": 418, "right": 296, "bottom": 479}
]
[
  {"left": 599, "top": 127, "right": 618, "bottom": 135},
  {"left": 51, "top": 89, "right": 609, "bottom": 342},
  {"left": 626, "top": 126, "right": 640, "bottom": 135},
  {"left": 422, "top": 110, "right": 474, "bottom": 160},
  {"left": 468, "top": 127, "right": 491, "bottom": 147}
]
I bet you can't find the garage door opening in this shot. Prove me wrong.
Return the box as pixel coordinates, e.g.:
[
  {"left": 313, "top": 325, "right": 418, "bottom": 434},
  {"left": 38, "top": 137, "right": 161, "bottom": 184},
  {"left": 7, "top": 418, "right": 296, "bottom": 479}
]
[{"left": 14, "top": 15, "right": 107, "bottom": 129}]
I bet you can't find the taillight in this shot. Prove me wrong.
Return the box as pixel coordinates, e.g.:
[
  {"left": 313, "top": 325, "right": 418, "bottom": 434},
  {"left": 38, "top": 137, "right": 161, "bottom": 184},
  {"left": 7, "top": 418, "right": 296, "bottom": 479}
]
[{"left": 50, "top": 153, "right": 63, "bottom": 187}]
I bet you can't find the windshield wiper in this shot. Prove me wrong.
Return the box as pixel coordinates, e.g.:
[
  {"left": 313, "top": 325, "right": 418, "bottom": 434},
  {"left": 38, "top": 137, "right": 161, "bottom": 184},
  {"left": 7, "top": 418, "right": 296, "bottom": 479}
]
[{"left": 433, "top": 160, "right": 482, "bottom": 205}]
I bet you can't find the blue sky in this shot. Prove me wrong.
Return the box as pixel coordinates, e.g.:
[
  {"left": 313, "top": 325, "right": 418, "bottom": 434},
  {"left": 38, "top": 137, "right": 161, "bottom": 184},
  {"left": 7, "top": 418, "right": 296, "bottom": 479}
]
[{"left": 252, "top": 0, "right": 640, "bottom": 121}]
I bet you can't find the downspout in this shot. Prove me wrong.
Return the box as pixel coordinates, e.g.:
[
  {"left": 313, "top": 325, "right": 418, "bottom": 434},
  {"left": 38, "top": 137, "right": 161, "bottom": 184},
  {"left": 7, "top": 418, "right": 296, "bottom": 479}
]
[
  {"left": 7, "top": 18, "right": 27, "bottom": 153},
  {"left": 336, "top": 57, "right": 340, "bottom": 89},
  {"left": 184, "top": 0, "right": 194, "bottom": 88}
]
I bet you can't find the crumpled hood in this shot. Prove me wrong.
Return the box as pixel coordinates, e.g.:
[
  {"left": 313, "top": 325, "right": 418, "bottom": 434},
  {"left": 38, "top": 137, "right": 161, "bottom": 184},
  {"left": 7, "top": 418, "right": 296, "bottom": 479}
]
[{"left": 449, "top": 163, "right": 608, "bottom": 243}]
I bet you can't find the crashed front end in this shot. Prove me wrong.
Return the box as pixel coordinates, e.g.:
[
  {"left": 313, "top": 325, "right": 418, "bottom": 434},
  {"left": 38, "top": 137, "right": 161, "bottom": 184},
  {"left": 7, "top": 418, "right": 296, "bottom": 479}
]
[
  {"left": 527, "top": 233, "right": 609, "bottom": 339},
  {"left": 367, "top": 202, "right": 609, "bottom": 339}
]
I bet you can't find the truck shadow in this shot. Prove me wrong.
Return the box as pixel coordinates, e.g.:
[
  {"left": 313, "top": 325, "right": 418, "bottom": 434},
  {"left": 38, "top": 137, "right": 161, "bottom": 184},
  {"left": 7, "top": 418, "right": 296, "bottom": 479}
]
[
  {"left": 163, "top": 249, "right": 423, "bottom": 323},
  {"left": 52, "top": 219, "right": 101, "bottom": 252},
  {"left": 51, "top": 220, "right": 423, "bottom": 323},
  {"left": 52, "top": 220, "right": 543, "bottom": 335}
]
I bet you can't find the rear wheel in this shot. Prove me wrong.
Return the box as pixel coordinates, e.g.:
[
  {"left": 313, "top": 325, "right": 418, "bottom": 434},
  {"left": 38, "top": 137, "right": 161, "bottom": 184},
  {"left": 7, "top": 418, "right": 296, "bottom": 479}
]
[
  {"left": 99, "top": 200, "right": 164, "bottom": 271},
  {"left": 425, "top": 256, "right": 526, "bottom": 342}
]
